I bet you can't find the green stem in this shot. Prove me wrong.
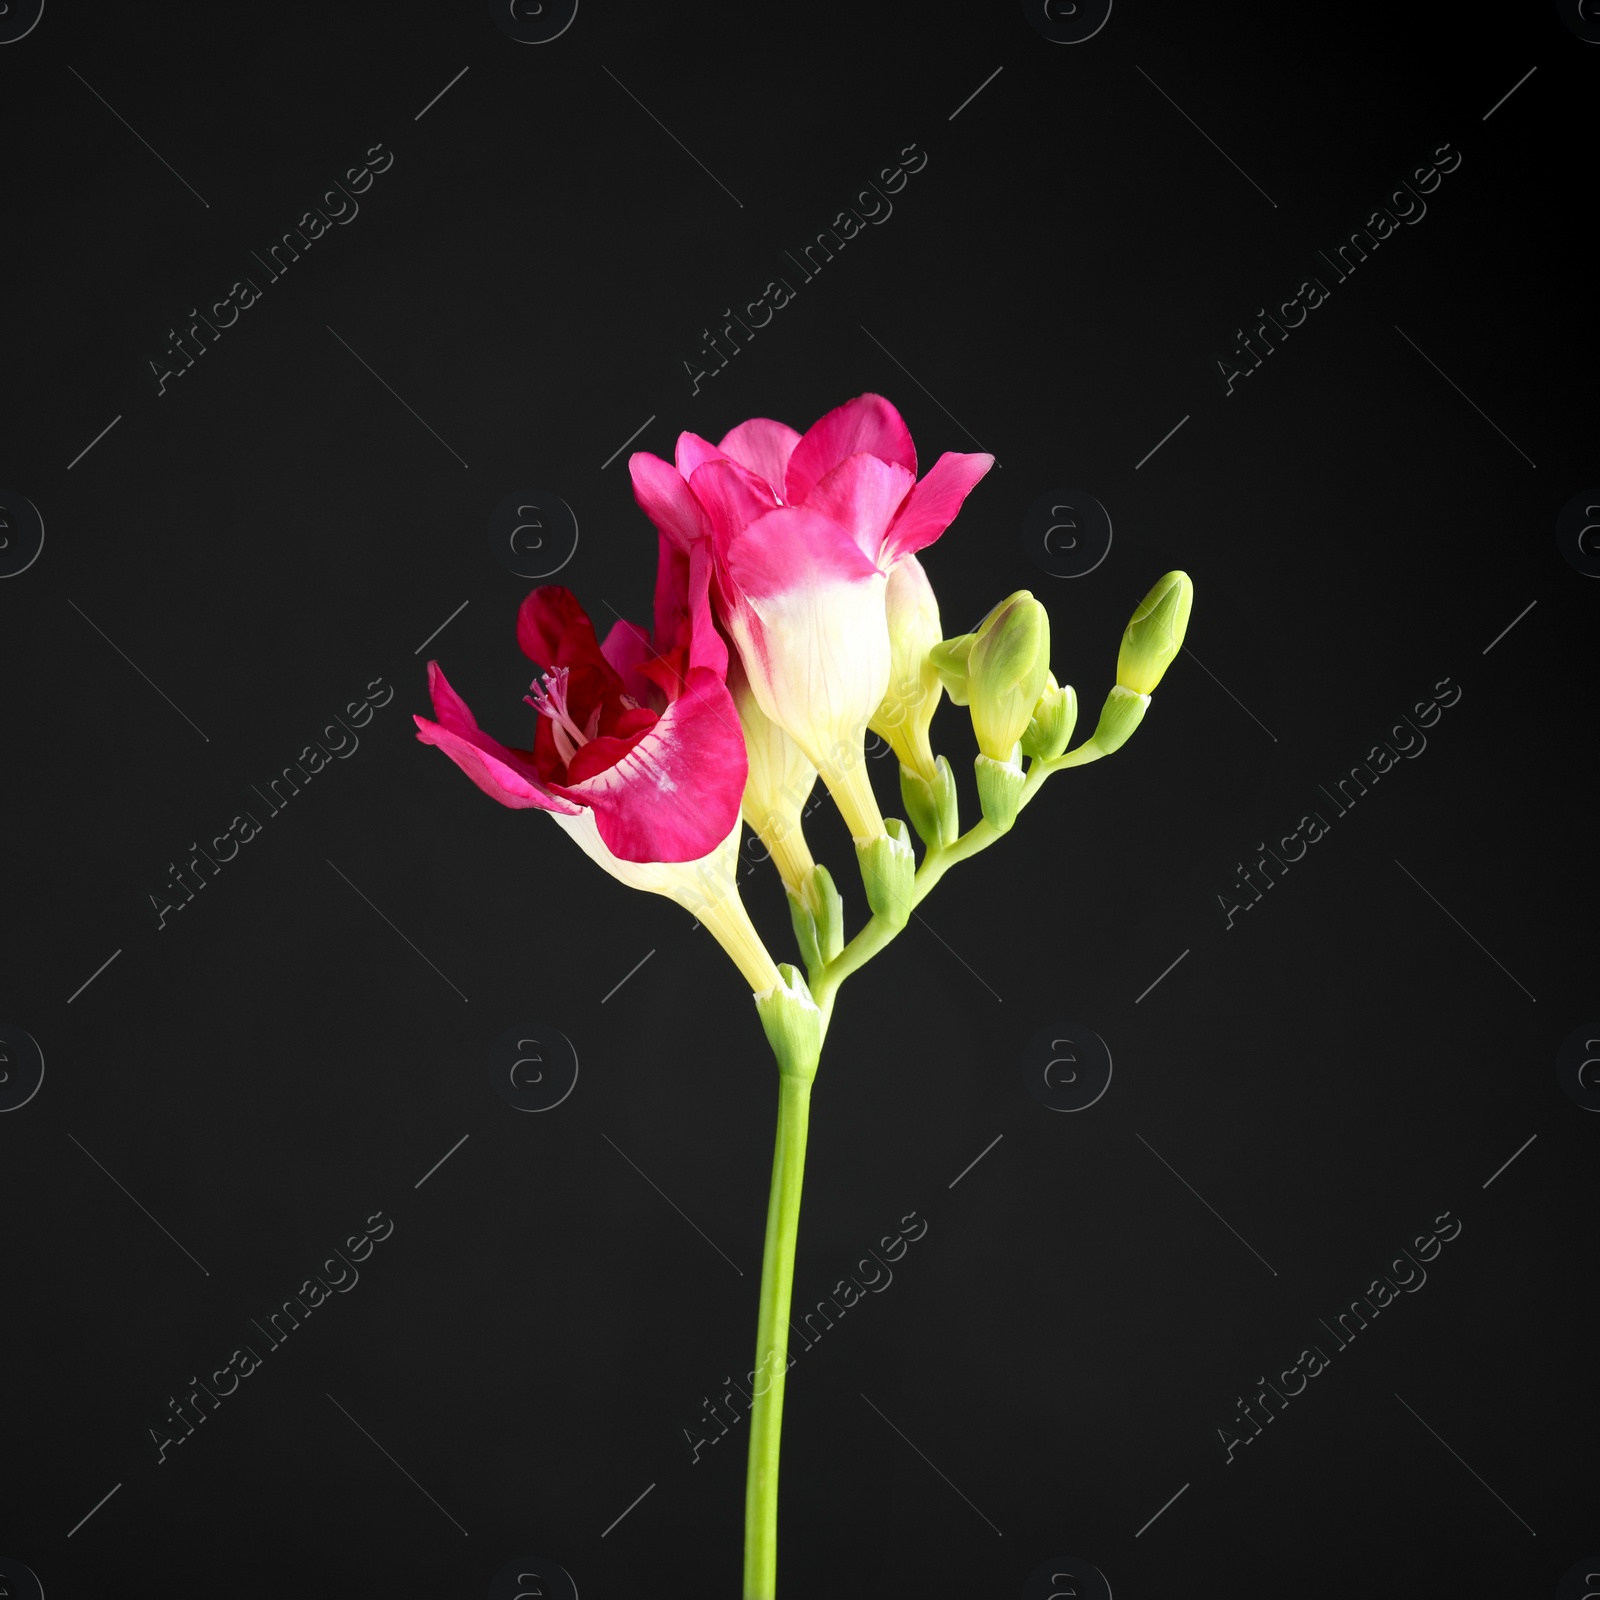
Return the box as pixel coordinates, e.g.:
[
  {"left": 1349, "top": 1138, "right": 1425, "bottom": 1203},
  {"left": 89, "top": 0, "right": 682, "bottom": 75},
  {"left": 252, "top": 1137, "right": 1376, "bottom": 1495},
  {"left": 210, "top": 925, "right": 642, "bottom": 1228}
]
[{"left": 743, "top": 1068, "right": 814, "bottom": 1599}]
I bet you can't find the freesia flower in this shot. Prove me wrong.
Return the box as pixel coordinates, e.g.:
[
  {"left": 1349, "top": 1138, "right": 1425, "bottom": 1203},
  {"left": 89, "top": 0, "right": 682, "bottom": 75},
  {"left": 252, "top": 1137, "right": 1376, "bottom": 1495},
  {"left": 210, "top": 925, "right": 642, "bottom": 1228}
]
[
  {"left": 409, "top": 372, "right": 1197, "bottom": 1600},
  {"left": 629, "top": 394, "right": 993, "bottom": 843},
  {"left": 413, "top": 539, "right": 781, "bottom": 994}
]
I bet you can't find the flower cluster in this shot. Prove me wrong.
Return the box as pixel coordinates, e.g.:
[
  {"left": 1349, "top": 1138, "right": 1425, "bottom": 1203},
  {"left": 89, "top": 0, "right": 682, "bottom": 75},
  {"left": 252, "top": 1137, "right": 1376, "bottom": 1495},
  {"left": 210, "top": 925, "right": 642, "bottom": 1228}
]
[{"left": 414, "top": 393, "right": 1191, "bottom": 1020}]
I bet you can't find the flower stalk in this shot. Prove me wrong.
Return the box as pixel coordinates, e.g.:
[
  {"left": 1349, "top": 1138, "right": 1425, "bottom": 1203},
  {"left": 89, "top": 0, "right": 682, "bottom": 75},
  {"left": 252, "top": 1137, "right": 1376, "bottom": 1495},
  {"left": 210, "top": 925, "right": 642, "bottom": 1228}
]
[{"left": 742, "top": 1066, "right": 814, "bottom": 1600}]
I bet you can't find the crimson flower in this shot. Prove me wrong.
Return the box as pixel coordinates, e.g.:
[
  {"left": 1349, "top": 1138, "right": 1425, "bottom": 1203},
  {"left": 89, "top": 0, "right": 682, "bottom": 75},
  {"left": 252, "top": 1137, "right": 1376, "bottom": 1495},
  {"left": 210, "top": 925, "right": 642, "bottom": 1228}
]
[{"left": 414, "top": 536, "right": 779, "bottom": 992}]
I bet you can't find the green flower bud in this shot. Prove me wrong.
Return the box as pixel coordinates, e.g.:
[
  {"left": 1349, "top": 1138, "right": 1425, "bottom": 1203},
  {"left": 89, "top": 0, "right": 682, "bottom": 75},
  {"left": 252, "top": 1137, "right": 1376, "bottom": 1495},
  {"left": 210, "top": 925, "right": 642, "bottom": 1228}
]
[
  {"left": 1117, "top": 571, "right": 1193, "bottom": 695},
  {"left": 1090, "top": 684, "right": 1149, "bottom": 753},
  {"left": 810, "top": 863, "right": 845, "bottom": 964},
  {"left": 855, "top": 817, "right": 915, "bottom": 928},
  {"left": 967, "top": 593, "right": 1050, "bottom": 762},
  {"left": 975, "top": 752, "right": 1027, "bottom": 833},
  {"left": 929, "top": 633, "right": 976, "bottom": 705},
  {"left": 786, "top": 862, "right": 844, "bottom": 978},
  {"left": 787, "top": 889, "right": 822, "bottom": 977},
  {"left": 899, "top": 766, "right": 938, "bottom": 852},
  {"left": 755, "top": 963, "right": 822, "bottom": 1080},
  {"left": 930, "top": 593, "right": 1044, "bottom": 710},
  {"left": 1020, "top": 674, "right": 1077, "bottom": 761},
  {"left": 974, "top": 592, "right": 1025, "bottom": 633},
  {"left": 900, "top": 755, "right": 959, "bottom": 851}
]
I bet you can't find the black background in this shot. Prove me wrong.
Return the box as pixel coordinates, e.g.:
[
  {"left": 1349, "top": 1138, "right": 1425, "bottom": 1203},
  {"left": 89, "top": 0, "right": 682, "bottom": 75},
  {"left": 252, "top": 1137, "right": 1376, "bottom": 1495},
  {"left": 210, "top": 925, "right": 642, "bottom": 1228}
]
[{"left": 2, "top": 2, "right": 1596, "bottom": 1596}]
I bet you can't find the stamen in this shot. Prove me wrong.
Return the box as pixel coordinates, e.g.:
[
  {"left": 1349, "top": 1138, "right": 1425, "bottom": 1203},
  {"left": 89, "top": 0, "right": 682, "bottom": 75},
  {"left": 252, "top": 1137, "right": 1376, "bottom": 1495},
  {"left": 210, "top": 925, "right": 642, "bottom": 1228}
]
[{"left": 525, "top": 665, "right": 590, "bottom": 756}]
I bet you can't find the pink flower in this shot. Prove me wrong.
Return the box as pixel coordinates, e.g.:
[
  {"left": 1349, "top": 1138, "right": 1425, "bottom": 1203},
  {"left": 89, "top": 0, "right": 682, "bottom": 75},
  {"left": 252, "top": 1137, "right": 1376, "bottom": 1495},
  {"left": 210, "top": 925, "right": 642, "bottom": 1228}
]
[
  {"left": 629, "top": 394, "right": 992, "bottom": 841},
  {"left": 414, "top": 540, "right": 780, "bottom": 993}
]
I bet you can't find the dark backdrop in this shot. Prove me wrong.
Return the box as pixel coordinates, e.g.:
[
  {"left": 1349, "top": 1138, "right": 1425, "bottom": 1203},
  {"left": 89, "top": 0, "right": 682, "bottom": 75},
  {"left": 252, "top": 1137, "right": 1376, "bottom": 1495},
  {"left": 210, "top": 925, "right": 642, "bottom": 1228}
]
[{"left": 2, "top": 3, "right": 1595, "bottom": 1596}]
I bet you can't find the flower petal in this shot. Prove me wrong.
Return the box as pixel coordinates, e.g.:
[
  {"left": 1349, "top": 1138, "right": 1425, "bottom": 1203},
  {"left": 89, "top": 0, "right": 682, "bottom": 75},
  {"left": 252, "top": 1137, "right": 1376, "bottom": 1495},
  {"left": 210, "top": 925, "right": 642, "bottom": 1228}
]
[
  {"left": 643, "top": 531, "right": 729, "bottom": 695},
  {"left": 687, "top": 456, "right": 781, "bottom": 559},
  {"left": 418, "top": 657, "right": 484, "bottom": 740},
  {"left": 724, "top": 504, "right": 884, "bottom": 603},
  {"left": 721, "top": 505, "right": 890, "bottom": 778},
  {"left": 600, "top": 704, "right": 659, "bottom": 744},
  {"left": 651, "top": 531, "right": 691, "bottom": 669},
  {"left": 784, "top": 393, "right": 916, "bottom": 507},
  {"left": 675, "top": 430, "right": 728, "bottom": 481},
  {"left": 414, "top": 661, "right": 580, "bottom": 814},
  {"left": 516, "top": 585, "right": 605, "bottom": 671},
  {"left": 716, "top": 416, "right": 801, "bottom": 500},
  {"left": 554, "top": 666, "right": 747, "bottom": 862},
  {"left": 881, "top": 449, "right": 995, "bottom": 565},
  {"left": 600, "top": 616, "right": 659, "bottom": 707},
  {"left": 629, "top": 450, "right": 711, "bottom": 553},
  {"left": 685, "top": 537, "right": 730, "bottom": 679},
  {"left": 638, "top": 648, "right": 690, "bottom": 706},
  {"left": 802, "top": 452, "right": 917, "bottom": 565}
]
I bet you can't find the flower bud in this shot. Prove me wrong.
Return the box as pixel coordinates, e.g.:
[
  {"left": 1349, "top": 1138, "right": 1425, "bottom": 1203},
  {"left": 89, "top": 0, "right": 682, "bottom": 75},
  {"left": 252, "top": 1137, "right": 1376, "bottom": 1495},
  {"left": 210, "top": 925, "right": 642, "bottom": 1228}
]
[
  {"left": 967, "top": 592, "right": 1051, "bottom": 763},
  {"left": 900, "top": 754, "right": 959, "bottom": 851},
  {"left": 928, "top": 634, "right": 974, "bottom": 705},
  {"left": 1117, "top": 571, "right": 1193, "bottom": 695},
  {"left": 1089, "top": 684, "right": 1149, "bottom": 753},
  {"left": 928, "top": 592, "right": 1028, "bottom": 707},
  {"left": 787, "top": 863, "right": 844, "bottom": 976},
  {"left": 807, "top": 863, "right": 845, "bottom": 964},
  {"left": 755, "top": 963, "right": 822, "bottom": 1080},
  {"left": 975, "top": 752, "right": 1027, "bottom": 833},
  {"left": 855, "top": 817, "right": 915, "bottom": 928},
  {"left": 869, "top": 554, "right": 943, "bottom": 784},
  {"left": 1020, "top": 674, "right": 1077, "bottom": 761}
]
